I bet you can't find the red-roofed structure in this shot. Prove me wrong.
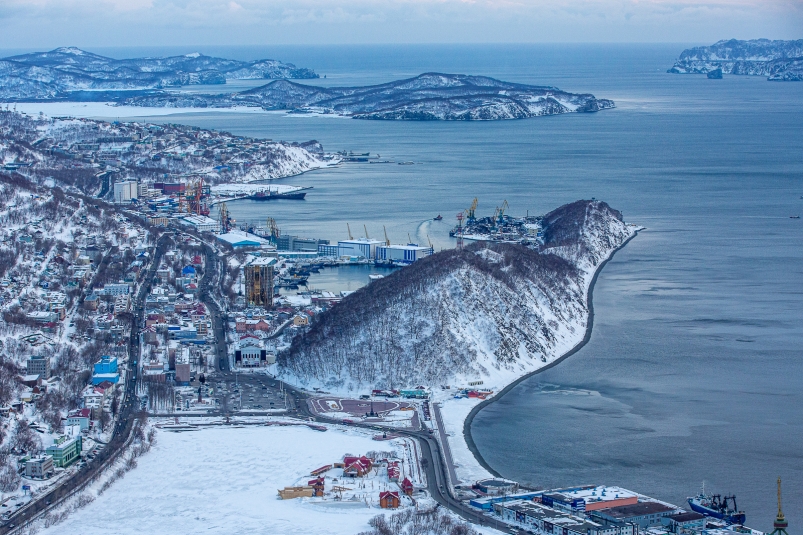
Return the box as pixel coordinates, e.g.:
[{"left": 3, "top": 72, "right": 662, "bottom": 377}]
[{"left": 380, "top": 491, "right": 400, "bottom": 509}]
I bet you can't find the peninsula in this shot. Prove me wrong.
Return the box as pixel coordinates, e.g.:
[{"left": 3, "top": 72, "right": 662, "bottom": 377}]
[
  {"left": 668, "top": 39, "right": 803, "bottom": 81},
  {"left": 0, "top": 47, "right": 319, "bottom": 101}
]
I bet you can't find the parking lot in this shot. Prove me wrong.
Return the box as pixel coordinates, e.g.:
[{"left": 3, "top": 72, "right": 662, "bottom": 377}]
[{"left": 208, "top": 372, "right": 287, "bottom": 412}]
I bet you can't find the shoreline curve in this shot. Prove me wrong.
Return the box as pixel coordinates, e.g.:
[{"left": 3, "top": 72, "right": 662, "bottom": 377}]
[{"left": 461, "top": 228, "right": 642, "bottom": 479}]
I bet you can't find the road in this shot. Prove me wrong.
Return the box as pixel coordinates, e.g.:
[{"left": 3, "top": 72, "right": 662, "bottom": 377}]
[{"left": 432, "top": 402, "right": 459, "bottom": 490}]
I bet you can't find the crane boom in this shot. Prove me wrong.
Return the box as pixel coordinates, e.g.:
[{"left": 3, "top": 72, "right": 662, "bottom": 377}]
[
  {"left": 347, "top": 223, "right": 353, "bottom": 240},
  {"left": 383, "top": 225, "right": 390, "bottom": 246},
  {"left": 364, "top": 224, "right": 370, "bottom": 239}
]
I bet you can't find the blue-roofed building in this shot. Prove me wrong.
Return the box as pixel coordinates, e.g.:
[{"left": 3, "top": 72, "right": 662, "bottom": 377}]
[
  {"left": 182, "top": 265, "right": 196, "bottom": 276},
  {"left": 92, "top": 356, "right": 119, "bottom": 385}
]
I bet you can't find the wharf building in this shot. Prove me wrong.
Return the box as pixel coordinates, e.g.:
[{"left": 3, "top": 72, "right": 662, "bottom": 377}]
[
  {"left": 323, "top": 238, "right": 434, "bottom": 264},
  {"left": 493, "top": 500, "right": 637, "bottom": 535},
  {"left": 244, "top": 257, "right": 276, "bottom": 309}
]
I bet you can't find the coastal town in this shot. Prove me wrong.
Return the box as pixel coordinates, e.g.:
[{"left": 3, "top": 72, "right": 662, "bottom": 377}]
[{"left": 0, "top": 108, "right": 792, "bottom": 535}]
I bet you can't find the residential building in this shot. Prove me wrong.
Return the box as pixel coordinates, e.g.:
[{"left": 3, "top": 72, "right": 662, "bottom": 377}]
[
  {"left": 380, "top": 491, "right": 401, "bottom": 509},
  {"left": 26, "top": 355, "right": 50, "bottom": 379},
  {"left": 25, "top": 456, "right": 54, "bottom": 479},
  {"left": 244, "top": 257, "right": 275, "bottom": 308},
  {"left": 97, "top": 283, "right": 130, "bottom": 296},
  {"left": 66, "top": 408, "right": 91, "bottom": 431}
]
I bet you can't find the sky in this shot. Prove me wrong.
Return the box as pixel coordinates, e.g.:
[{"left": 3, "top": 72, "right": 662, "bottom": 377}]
[{"left": 0, "top": 0, "right": 800, "bottom": 49}]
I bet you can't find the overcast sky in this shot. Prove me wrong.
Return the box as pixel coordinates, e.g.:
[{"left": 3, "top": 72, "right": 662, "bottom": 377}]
[{"left": 0, "top": 0, "right": 800, "bottom": 49}]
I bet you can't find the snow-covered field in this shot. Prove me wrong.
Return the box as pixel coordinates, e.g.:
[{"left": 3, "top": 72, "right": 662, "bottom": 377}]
[{"left": 40, "top": 425, "right": 406, "bottom": 535}]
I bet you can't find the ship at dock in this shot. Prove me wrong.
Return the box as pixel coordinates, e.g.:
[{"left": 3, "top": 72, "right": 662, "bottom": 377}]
[{"left": 687, "top": 485, "right": 746, "bottom": 525}]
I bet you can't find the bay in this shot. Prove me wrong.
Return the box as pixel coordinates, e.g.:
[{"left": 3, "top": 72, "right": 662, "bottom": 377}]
[{"left": 47, "top": 43, "right": 803, "bottom": 532}]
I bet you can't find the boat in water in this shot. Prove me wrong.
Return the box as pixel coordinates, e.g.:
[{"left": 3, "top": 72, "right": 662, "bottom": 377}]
[
  {"left": 248, "top": 189, "right": 308, "bottom": 201},
  {"left": 687, "top": 485, "right": 746, "bottom": 525},
  {"left": 434, "top": 215, "right": 443, "bottom": 221}
]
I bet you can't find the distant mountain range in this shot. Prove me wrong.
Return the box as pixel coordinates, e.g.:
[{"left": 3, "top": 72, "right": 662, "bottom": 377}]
[
  {"left": 121, "top": 73, "right": 615, "bottom": 120},
  {"left": 0, "top": 47, "right": 318, "bottom": 100},
  {"left": 669, "top": 39, "right": 803, "bottom": 81}
]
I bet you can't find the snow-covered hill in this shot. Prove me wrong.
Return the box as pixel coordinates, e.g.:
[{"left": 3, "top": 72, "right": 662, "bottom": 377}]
[
  {"left": 279, "top": 200, "right": 637, "bottom": 391},
  {"left": 121, "top": 73, "right": 614, "bottom": 120},
  {"left": 668, "top": 39, "right": 803, "bottom": 81},
  {"left": 0, "top": 47, "right": 318, "bottom": 100}
]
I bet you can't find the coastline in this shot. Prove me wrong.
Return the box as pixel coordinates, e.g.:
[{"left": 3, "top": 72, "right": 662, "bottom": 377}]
[{"left": 460, "top": 228, "right": 642, "bottom": 479}]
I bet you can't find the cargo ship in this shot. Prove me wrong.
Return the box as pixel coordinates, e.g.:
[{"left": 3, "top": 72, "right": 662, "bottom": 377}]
[{"left": 687, "top": 485, "right": 746, "bottom": 525}]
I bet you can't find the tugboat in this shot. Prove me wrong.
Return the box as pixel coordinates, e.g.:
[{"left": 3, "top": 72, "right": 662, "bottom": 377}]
[
  {"left": 434, "top": 214, "right": 443, "bottom": 221},
  {"left": 688, "top": 483, "right": 746, "bottom": 525}
]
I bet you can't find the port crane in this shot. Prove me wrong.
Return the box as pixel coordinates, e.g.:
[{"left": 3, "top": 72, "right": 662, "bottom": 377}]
[
  {"left": 364, "top": 225, "right": 370, "bottom": 239},
  {"left": 266, "top": 217, "right": 280, "bottom": 243},
  {"left": 769, "top": 478, "right": 788, "bottom": 535},
  {"left": 347, "top": 223, "right": 354, "bottom": 240},
  {"left": 383, "top": 226, "right": 390, "bottom": 246},
  {"left": 467, "top": 198, "right": 478, "bottom": 220}
]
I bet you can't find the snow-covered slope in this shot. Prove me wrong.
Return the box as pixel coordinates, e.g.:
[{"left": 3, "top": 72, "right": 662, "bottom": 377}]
[
  {"left": 279, "top": 200, "right": 636, "bottom": 391},
  {"left": 668, "top": 39, "right": 803, "bottom": 81},
  {"left": 0, "top": 47, "right": 318, "bottom": 100},
  {"left": 122, "top": 73, "right": 615, "bottom": 120}
]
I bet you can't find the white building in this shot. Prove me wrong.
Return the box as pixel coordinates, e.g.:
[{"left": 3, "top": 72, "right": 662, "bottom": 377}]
[
  {"left": 97, "top": 283, "right": 130, "bottom": 296},
  {"left": 376, "top": 244, "right": 433, "bottom": 264},
  {"left": 337, "top": 238, "right": 384, "bottom": 260},
  {"left": 182, "top": 215, "right": 221, "bottom": 233},
  {"left": 113, "top": 180, "right": 139, "bottom": 204}
]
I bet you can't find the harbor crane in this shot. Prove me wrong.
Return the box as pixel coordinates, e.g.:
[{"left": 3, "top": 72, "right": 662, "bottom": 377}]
[
  {"left": 364, "top": 225, "right": 370, "bottom": 239},
  {"left": 498, "top": 199, "right": 509, "bottom": 221},
  {"left": 266, "top": 217, "right": 280, "bottom": 242},
  {"left": 467, "top": 198, "right": 478, "bottom": 220},
  {"left": 769, "top": 477, "right": 789, "bottom": 535},
  {"left": 383, "top": 226, "right": 390, "bottom": 246},
  {"left": 347, "top": 223, "right": 354, "bottom": 240}
]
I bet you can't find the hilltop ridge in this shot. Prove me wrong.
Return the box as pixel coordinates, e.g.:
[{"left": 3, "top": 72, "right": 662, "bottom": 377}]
[
  {"left": 122, "top": 72, "right": 615, "bottom": 121},
  {"left": 278, "top": 200, "right": 636, "bottom": 390}
]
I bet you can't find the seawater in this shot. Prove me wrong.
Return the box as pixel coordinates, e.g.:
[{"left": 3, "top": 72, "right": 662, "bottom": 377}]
[{"left": 70, "top": 44, "right": 802, "bottom": 531}]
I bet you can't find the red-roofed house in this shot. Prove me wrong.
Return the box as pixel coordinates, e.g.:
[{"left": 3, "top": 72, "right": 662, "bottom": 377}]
[
  {"left": 401, "top": 477, "right": 414, "bottom": 496},
  {"left": 343, "top": 456, "right": 373, "bottom": 477},
  {"left": 387, "top": 461, "right": 400, "bottom": 482},
  {"left": 380, "top": 491, "right": 400, "bottom": 509}
]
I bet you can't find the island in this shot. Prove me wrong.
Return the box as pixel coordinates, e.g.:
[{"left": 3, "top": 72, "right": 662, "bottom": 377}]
[
  {"left": 0, "top": 47, "right": 319, "bottom": 101},
  {"left": 668, "top": 39, "right": 803, "bottom": 81},
  {"left": 116, "top": 73, "right": 615, "bottom": 121}
]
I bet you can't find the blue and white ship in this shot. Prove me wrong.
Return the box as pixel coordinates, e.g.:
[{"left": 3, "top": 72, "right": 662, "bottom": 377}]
[{"left": 688, "top": 483, "right": 746, "bottom": 525}]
